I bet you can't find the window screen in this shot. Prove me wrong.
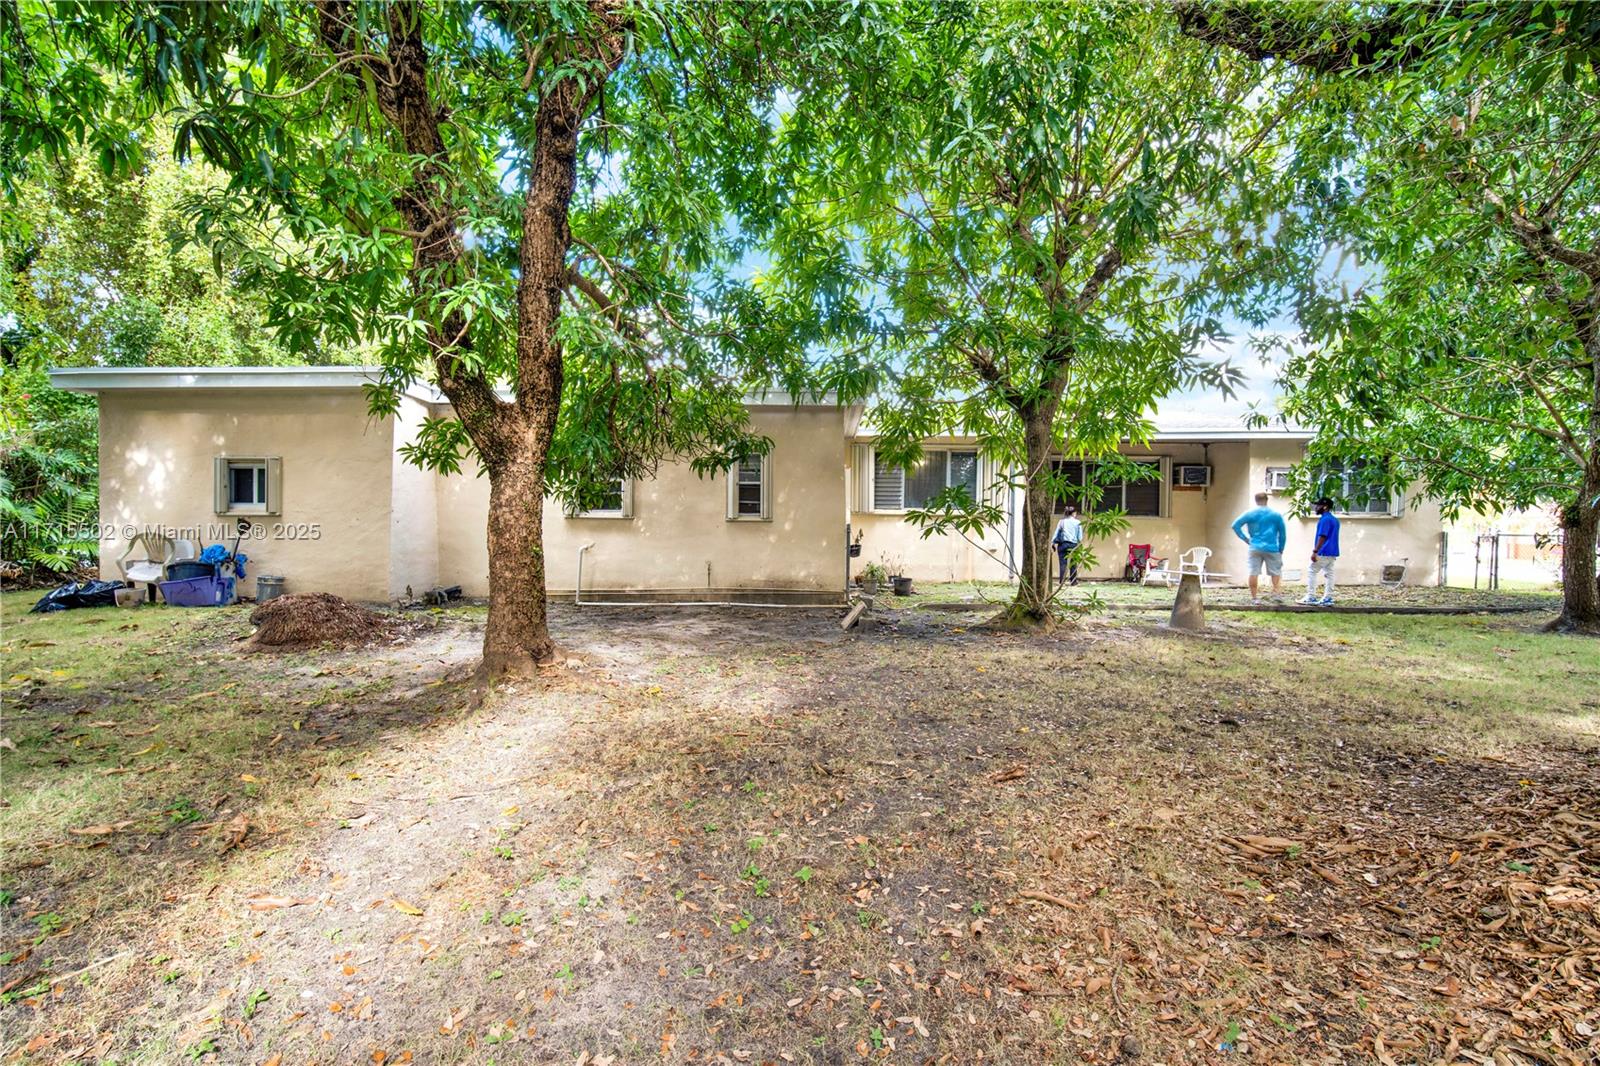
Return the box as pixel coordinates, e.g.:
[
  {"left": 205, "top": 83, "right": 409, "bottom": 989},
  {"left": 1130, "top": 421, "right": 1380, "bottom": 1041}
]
[
  {"left": 1051, "top": 460, "right": 1086, "bottom": 513},
  {"left": 947, "top": 451, "right": 978, "bottom": 500},
  {"left": 594, "top": 479, "right": 625, "bottom": 513},
  {"left": 735, "top": 456, "right": 765, "bottom": 516},
  {"left": 1123, "top": 479, "right": 1160, "bottom": 516},
  {"left": 881, "top": 450, "right": 981, "bottom": 509},
  {"left": 1055, "top": 459, "right": 1161, "bottom": 515},
  {"left": 1319, "top": 459, "right": 1392, "bottom": 514},
  {"left": 904, "top": 453, "right": 947, "bottom": 508},
  {"left": 229, "top": 464, "right": 266, "bottom": 507}
]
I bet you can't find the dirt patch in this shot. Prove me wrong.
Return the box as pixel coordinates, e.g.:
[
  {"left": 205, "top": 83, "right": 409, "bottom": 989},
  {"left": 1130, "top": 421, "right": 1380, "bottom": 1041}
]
[
  {"left": 246, "top": 593, "right": 407, "bottom": 650},
  {"left": 4, "top": 599, "right": 1598, "bottom": 1064}
]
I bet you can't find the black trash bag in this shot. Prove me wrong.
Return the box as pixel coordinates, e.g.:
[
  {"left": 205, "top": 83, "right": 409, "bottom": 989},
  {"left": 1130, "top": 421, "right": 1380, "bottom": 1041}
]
[{"left": 29, "top": 579, "right": 126, "bottom": 613}]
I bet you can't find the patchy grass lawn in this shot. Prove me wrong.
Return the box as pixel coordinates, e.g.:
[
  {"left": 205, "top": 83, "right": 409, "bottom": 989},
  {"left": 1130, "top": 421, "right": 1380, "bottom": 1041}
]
[
  {"left": 896, "top": 580, "right": 1560, "bottom": 613},
  {"left": 1, "top": 589, "right": 1596, "bottom": 1065}
]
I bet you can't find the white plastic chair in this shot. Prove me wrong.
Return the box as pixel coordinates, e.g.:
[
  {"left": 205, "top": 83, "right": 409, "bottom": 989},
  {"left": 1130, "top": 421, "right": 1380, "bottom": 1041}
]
[
  {"left": 118, "top": 533, "right": 198, "bottom": 586},
  {"left": 1174, "top": 546, "right": 1228, "bottom": 586}
]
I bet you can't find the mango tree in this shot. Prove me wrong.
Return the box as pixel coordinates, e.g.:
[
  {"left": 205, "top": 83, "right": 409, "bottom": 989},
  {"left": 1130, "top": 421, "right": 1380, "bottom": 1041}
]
[
  {"left": 1181, "top": 1, "right": 1600, "bottom": 631},
  {"left": 2, "top": 0, "right": 883, "bottom": 672},
  {"left": 769, "top": 3, "right": 1290, "bottom": 620}
]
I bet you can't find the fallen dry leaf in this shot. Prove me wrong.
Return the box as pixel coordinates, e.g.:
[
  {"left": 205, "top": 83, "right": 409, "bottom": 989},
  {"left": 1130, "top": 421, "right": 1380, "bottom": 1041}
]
[
  {"left": 67, "top": 821, "right": 134, "bottom": 836},
  {"left": 246, "top": 895, "right": 314, "bottom": 911},
  {"left": 390, "top": 899, "right": 424, "bottom": 917},
  {"left": 218, "top": 813, "right": 250, "bottom": 854}
]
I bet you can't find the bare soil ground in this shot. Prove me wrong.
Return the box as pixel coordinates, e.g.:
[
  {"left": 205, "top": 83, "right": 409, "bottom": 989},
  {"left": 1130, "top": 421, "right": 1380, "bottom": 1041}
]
[{"left": 1, "top": 591, "right": 1596, "bottom": 1065}]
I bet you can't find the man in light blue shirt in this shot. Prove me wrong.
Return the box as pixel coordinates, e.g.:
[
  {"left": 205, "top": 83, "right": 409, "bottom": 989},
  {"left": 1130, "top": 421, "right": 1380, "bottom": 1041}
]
[
  {"left": 1232, "top": 492, "right": 1288, "bottom": 604},
  {"left": 1052, "top": 506, "right": 1083, "bottom": 586}
]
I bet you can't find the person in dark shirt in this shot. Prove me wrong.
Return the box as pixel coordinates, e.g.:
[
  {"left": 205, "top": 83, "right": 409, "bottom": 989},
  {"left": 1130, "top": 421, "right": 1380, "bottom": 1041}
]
[{"left": 1299, "top": 497, "right": 1341, "bottom": 606}]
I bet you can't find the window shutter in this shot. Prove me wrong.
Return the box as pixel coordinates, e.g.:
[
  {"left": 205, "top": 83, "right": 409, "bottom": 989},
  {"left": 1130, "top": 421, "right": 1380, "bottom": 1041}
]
[
  {"left": 872, "top": 449, "right": 904, "bottom": 511},
  {"left": 619, "top": 479, "right": 634, "bottom": 518},
  {"left": 214, "top": 457, "right": 230, "bottom": 514},
  {"left": 265, "top": 457, "right": 283, "bottom": 516},
  {"left": 851, "top": 445, "right": 873, "bottom": 513},
  {"left": 761, "top": 456, "right": 771, "bottom": 520}
]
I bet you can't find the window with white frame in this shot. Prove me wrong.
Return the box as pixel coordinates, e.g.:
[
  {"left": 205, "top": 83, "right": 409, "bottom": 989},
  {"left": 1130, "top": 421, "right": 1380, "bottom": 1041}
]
[
  {"left": 1049, "top": 459, "right": 1163, "bottom": 517},
  {"left": 727, "top": 454, "right": 770, "bottom": 520},
  {"left": 573, "top": 477, "right": 633, "bottom": 518},
  {"left": 1266, "top": 460, "right": 1393, "bottom": 514},
  {"left": 872, "top": 447, "right": 978, "bottom": 511},
  {"left": 1318, "top": 458, "right": 1394, "bottom": 514},
  {"left": 213, "top": 457, "right": 280, "bottom": 516}
]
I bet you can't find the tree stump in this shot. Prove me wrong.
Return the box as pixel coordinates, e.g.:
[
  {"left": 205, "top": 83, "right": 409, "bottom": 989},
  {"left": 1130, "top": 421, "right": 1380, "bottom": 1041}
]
[{"left": 1169, "top": 573, "right": 1205, "bottom": 630}]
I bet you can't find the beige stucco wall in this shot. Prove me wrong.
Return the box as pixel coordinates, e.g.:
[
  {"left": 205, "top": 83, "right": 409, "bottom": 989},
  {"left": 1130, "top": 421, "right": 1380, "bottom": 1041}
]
[
  {"left": 389, "top": 395, "right": 439, "bottom": 599},
  {"left": 95, "top": 389, "right": 402, "bottom": 602},
  {"left": 853, "top": 437, "right": 1446, "bottom": 586},
  {"left": 847, "top": 437, "right": 1012, "bottom": 583},
  {"left": 1076, "top": 443, "right": 1209, "bottom": 581},
  {"left": 850, "top": 441, "right": 1214, "bottom": 583},
  {"left": 433, "top": 405, "right": 850, "bottom": 597},
  {"left": 94, "top": 388, "right": 1446, "bottom": 602},
  {"left": 1233, "top": 440, "right": 1444, "bottom": 586},
  {"left": 850, "top": 512, "right": 1013, "bottom": 583}
]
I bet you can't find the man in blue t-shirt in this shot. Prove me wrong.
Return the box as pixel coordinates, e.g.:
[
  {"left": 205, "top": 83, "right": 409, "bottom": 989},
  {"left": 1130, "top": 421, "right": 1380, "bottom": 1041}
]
[
  {"left": 1299, "top": 496, "right": 1341, "bottom": 606},
  {"left": 1232, "top": 492, "right": 1288, "bottom": 604}
]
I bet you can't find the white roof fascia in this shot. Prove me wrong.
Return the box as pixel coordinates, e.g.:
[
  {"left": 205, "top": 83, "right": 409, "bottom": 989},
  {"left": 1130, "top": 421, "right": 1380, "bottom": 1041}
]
[
  {"left": 741, "top": 388, "right": 841, "bottom": 408},
  {"left": 1149, "top": 429, "right": 1313, "bottom": 442},
  {"left": 48, "top": 364, "right": 427, "bottom": 394},
  {"left": 49, "top": 366, "right": 454, "bottom": 406},
  {"left": 848, "top": 428, "right": 1314, "bottom": 443},
  {"left": 47, "top": 369, "right": 920, "bottom": 428}
]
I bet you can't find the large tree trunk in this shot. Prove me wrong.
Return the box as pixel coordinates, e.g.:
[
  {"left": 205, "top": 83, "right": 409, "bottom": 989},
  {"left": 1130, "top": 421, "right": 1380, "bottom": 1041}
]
[
  {"left": 315, "top": 0, "right": 626, "bottom": 678},
  {"left": 1009, "top": 410, "right": 1057, "bottom": 622},
  {"left": 482, "top": 454, "right": 556, "bottom": 674},
  {"left": 1552, "top": 487, "right": 1600, "bottom": 634}
]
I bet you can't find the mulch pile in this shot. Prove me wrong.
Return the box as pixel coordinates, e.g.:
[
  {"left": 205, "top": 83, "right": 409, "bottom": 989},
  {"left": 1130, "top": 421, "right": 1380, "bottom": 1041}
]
[{"left": 246, "top": 592, "right": 401, "bottom": 650}]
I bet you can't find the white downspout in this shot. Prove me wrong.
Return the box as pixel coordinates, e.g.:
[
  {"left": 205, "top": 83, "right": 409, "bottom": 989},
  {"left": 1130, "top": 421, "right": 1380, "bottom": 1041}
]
[{"left": 575, "top": 542, "right": 595, "bottom": 606}]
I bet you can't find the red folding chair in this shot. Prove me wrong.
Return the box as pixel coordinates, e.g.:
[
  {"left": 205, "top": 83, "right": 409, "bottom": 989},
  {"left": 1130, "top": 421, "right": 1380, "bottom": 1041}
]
[{"left": 1125, "top": 544, "right": 1156, "bottom": 583}]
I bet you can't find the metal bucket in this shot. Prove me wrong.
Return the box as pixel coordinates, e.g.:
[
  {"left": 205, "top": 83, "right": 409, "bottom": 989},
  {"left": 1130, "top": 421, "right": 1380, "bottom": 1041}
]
[{"left": 255, "top": 575, "right": 286, "bottom": 603}]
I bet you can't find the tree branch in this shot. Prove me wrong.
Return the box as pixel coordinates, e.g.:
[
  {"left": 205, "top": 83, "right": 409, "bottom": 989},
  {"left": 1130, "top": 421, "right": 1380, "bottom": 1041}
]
[
  {"left": 1172, "top": 1, "right": 1425, "bottom": 75},
  {"left": 565, "top": 267, "right": 648, "bottom": 344},
  {"left": 1484, "top": 187, "right": 1600, "bottom": 279}
]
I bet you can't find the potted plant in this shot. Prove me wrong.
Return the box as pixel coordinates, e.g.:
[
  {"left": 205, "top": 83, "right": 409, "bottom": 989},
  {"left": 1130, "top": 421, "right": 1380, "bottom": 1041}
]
[
  {"left": 879, "top": 554, "right": 913, "bottom": 596},
  {"left": 857, "top": 562, "right": 888, "bottom": 595}
]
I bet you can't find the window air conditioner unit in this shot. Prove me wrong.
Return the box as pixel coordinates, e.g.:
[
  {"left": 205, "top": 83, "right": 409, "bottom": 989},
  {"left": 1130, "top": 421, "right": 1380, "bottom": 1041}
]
[{"left": 1173, "top": 464, "right": 1212, "bottom": 487}]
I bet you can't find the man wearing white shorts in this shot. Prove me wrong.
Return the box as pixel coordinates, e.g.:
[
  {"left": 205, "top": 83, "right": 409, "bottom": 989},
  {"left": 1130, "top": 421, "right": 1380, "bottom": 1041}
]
[{"left": 1232, "top": 492, "right": 1288, "bottom": 605}]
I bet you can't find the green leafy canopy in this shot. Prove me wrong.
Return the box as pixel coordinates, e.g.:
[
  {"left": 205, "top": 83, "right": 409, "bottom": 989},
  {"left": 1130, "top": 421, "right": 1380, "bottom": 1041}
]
[{"left": 2, "top": 1, "right": 890, "bottom": 506}]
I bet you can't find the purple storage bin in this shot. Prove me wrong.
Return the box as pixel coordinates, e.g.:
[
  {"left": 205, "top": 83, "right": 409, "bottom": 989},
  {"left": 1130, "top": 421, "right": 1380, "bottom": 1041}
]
[{"left": 159, "top": 576, "right": 236, "bottom": 607}]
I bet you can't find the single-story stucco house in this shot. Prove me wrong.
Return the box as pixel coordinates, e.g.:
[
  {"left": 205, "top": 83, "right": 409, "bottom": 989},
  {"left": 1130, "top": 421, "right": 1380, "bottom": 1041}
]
[{"left": 51, "top": 366, "right": 1449, "bottom": 603}]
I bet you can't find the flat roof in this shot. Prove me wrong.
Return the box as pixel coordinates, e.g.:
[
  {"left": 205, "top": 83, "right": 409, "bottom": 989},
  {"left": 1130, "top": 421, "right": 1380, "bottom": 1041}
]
[
  {"left": 48, "top": 366, "right": 393, "bottom": 393},
  {"left": 46, "top": 368, "right": 1298, "bottom": 439},
  {"left": 46, "top": 367, "right": 846, "bottom": 410},
  {"left": 849, "top": 424, "right": 1313, "bottom": 443}
]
